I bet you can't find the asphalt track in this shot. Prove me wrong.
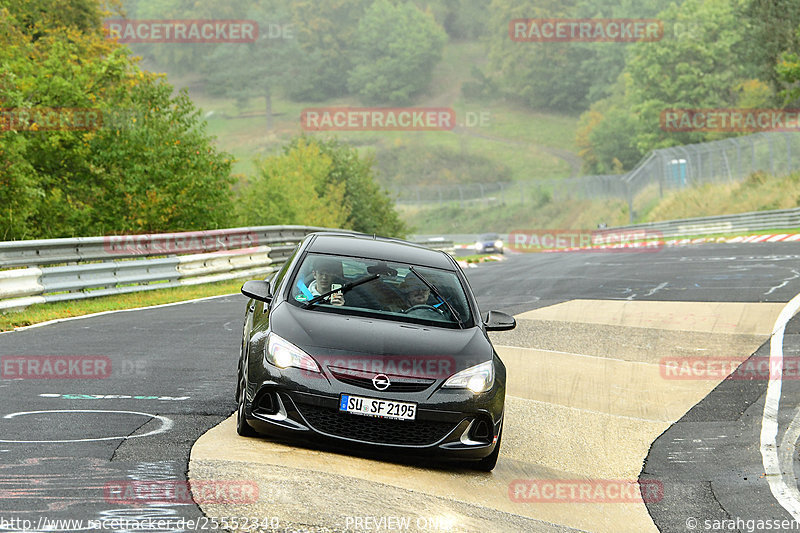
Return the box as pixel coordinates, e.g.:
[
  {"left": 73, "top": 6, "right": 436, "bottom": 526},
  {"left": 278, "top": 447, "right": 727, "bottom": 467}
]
[{"left": 1, "top": 242, "right": 800, "bottom": 532}]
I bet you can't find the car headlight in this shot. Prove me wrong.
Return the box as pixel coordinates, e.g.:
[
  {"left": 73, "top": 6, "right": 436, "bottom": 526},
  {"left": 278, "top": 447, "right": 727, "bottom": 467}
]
[
  {"left": 443, "top": 360, "right": 494, "bottom": 393},
  {"left": 494, "top": 240, "right": 503, "bottom": 248},
  {"left": 265, "top": 333, "right": 320, "bottom": 373},
  {"left": 474, "top": 242, "right": 482, "bottom": 250}
]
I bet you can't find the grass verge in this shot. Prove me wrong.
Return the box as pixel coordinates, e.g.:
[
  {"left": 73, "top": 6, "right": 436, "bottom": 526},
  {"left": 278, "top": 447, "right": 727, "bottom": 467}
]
[
  {"left": 0, "top": 279, "right": 246, "bottom": 332},
  {"left": 458, "top": 254, "right": 505, "bottom": 263}
]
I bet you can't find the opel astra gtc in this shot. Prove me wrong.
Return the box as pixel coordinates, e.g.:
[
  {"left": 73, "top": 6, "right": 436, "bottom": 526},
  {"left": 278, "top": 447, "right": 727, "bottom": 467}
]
[{"left": 236, "top": 232, "right": 515, "bottom": 471}]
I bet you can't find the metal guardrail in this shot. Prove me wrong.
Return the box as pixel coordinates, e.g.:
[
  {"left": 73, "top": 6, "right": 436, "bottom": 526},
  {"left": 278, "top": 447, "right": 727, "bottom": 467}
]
[
  {"left": 414, "top": 208, "right": 800, "bottom": 247},
  {"left": 0, "top": 225, "right": 329, "bottom": 268},
  {"left": 0, "top": 227, "right": 454, "bottom": 312},
  {"left": 607, "top": 207, "right": 800, "bottom": 238}
]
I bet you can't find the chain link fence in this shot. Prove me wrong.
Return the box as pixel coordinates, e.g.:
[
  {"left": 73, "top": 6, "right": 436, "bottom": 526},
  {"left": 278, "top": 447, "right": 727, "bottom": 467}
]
[{"left": 392, "top": 132, "right": 800, "bottom": 222}]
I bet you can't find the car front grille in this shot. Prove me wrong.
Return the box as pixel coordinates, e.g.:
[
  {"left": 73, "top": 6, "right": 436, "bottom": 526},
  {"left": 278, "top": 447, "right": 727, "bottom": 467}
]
[
  {"left": 328, "top": 366, "right": 436, "bottom": 393},
  {"left": 296, "top": 403, "right": 459, "bottom": 446}
]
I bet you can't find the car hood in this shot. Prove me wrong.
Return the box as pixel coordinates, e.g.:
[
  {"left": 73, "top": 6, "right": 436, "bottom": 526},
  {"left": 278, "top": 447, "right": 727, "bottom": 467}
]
[{"left": 271, "top": 302, "right": 493, "bottom": 375}]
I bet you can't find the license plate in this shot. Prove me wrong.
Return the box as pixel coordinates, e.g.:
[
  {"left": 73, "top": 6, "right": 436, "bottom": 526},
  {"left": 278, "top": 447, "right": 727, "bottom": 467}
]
[{"left": 339, "top": 394, "right": 417, "bottom": 421}]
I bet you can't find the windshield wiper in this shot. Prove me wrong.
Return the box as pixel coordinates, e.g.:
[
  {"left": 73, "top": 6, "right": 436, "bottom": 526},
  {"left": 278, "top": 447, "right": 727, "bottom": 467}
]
[
  {"left": 303, "top": 273, "right": 380, "bottom": 309},
  {"left": 408, "top": 267, "right": 465, "bottom": 329}
]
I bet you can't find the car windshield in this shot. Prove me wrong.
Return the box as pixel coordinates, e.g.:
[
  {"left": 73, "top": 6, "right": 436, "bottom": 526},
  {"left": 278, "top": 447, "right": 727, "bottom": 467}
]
[
  {"left": 479, "top": 233, "right": 499, "bottom": 241},
  {"left": 288, "top": 253, "right": 472, "bottom": 328}
]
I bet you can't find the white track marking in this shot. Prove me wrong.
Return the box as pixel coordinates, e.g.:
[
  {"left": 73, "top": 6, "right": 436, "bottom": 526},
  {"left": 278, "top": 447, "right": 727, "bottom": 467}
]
[
  {"left": 645, "top": 282, "right": 669, "bottom": 297},
  {"left": 768, "top": 235, "right": 791, "bottom": 242},
  {"left": 761, "top": 291, "right": 800, "bottom": 520},
  {"left": 778, "top": 406, "right": 800, "bottom": 506},
  {"left": 765, "top": 270, "right": 800, "bottom": 296},
  {"left": 0, "top": 410, "right": 173, "bottom": 443}
]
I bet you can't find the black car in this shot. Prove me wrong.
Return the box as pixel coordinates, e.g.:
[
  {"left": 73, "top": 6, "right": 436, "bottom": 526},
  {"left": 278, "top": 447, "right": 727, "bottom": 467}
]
[{"left": 236, "top": 232, "right": 516, "bottom": 471}]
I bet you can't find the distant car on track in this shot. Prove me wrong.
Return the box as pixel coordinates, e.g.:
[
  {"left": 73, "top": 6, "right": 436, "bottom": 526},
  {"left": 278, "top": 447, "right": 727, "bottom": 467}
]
[
  {"left": 474, "top": 233, "right": 504, "bottom": 254},
  {"left": 236, "top": 232, "right": 516, "bottom": 470}
]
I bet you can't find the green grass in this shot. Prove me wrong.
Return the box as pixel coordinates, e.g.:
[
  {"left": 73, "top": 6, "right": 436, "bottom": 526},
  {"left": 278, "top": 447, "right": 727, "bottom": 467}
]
[
  {"left": 638, "top": 171, "right": 800, "bottom": 223},
  {"left": 399, "top": 195, "right": 629, "bottom": 234},
  {"left": 183, "top": 40, "right": 580, "bottom": 187},
  {"left": 402, "top": 170, "right": 800, "bottom": 235},
  {"left": 0, "top": 279, "right": 247, "bottom": 332},
  {"left": 458, "top": 254, "right": 505, "bottom": 263}
]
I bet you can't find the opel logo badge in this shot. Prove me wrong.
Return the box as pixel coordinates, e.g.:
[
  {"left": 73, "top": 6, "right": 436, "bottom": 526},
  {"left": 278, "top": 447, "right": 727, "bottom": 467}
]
[{"left": 372, "top": 373, "right": 390, "bottom": 391}]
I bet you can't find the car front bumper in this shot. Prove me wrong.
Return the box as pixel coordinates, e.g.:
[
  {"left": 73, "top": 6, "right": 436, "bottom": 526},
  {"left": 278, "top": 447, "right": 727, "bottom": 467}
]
[{"left": 244, "top": 387, "right": 502, "bottom": 461}]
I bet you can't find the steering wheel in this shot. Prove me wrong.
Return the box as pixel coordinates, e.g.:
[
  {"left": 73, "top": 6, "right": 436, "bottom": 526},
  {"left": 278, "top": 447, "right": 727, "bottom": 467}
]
[{"left": 403, "top": 304, "right": 444, "bottom": 315}]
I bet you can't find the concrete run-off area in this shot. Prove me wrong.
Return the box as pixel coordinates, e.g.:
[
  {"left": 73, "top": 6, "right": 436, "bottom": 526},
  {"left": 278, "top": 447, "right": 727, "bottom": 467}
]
[{"left": 189, "top": 299, "right": 782, "bottom": 532}]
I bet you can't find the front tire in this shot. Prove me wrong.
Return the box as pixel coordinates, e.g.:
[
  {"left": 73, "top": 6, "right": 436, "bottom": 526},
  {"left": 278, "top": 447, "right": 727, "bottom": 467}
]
[
  {"left": 236, "top": 377, "right": 257, "bottom": 437},
  {"left": 473, "top": 425, "right": 502, "bottom": 472}
]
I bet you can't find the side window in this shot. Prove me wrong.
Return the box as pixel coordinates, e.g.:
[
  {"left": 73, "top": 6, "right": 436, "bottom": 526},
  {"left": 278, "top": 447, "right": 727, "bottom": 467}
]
[{"left": 270, "top": 243, "right": 300, "bottom": 296}]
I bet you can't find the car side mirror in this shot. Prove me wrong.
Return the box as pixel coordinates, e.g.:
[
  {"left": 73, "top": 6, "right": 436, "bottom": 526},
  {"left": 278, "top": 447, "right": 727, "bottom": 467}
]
[
  {"left": 484, "top": 310, "right": 516, "bottom": 331},
  {"left": 241, "top": 280, "right": 272, "bottom": 303}
]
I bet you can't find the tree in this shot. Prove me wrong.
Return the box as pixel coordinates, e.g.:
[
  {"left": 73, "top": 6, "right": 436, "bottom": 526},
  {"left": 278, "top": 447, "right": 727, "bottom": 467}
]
[
  {"left": 574, "top": 0, "right": 763, "bottom": 171},
  {"left": 237, "top": 139, "right": 349, "bottom": 228},
  {"left": 286, "top": 0, "right": 370, "bottom": 101},
  {"left": 1, "top": 0, "right": 109, "bottom": 36},
  {"left": 203, "top": 0, "right": 299, "bottom": 130},
  {"left": 575, "top": 72, "right": 644, "bottom": 174},
  {"left": 413, "top": 0, "right": 489, "bottom": 39},
  {"left": 487, "top": 0, "right": 588, "bottom": 112},
  {"left": 625, "top": 0, "right": 749, "bottom": 151},
  {"left": 576, "top": 107, "right": 643, "bottom": 174},
  {"left": 288, "top": 137, "right": 407, "bottom": 237},
  {"left": 486, "top": 0, "right": 681, "bottom": 113},
  {"left": 775, "top": 23, "right": 800, "bottom": 105},
  {"left": 0, "top": 0, "right": 234, "bottom": 238},
  {"left": 346, "top": 0, "right": 446, "bottom": 105},
  {"left": 120, "top": 0, "right": 253, "bottom": 77},
  {"left": 740, "top": 0, "right": 800, "bottom": 93},
  {"left": 238, "top": 136, "right": 405, "bottom": 237}
]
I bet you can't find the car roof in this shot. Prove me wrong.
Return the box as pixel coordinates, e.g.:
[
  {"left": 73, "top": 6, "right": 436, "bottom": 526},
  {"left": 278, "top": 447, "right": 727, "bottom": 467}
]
[{"left": 305, "top": 232, "right": 455, "bottom": 270}]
